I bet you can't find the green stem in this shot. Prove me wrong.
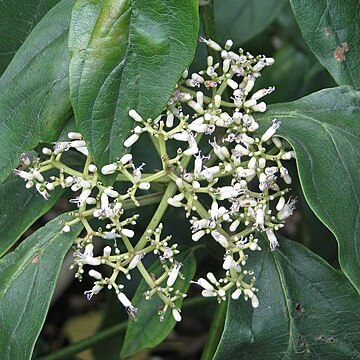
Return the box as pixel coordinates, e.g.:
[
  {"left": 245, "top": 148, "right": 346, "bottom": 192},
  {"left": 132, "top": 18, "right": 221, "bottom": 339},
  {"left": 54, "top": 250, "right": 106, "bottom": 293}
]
[
  {"left": 199, "top": 0, "right": 220, "bottom": 63},
  {"left": 200, "top": 299, "right": 227, "bottom": 360},
  {"left": 36, "top": 323, "right": 127, "bottom": 360},
  {"left": 134, "top": 182, "right": 178, "bottom": 250},
  {"left": 116, "top": 172, "right": 170, "bottom": 183},
  {"left": 37, "top": 297, "right": 214, "bottom": 360}
]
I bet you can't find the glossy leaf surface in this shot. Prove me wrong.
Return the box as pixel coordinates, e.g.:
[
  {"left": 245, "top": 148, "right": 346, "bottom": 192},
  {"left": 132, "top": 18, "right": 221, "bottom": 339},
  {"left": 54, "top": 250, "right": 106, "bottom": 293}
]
[
  {"left": 0, "top": 213, "right": 82, "bottom": 359},
  {"left": 215, "top": 237, "right": 360, "bottom": 359},
  {"left": 0, "top": 0, "right": 74, "bottom": 183},
  {"left": 290, "top": 0, "right": 360, "bottom": 89},
  {"left": 0, "top": 175, "right": 64, "bottom": 257},
  {"left": 69, "top": 0, "right": 199, "bottom": 171},
  {"left": 215, "top": 0, "right": 287, "bottom": 45},
  {"left": 0, "top": 0, "right": 60, "bottom": 75},
  {"left": 258, "top": 86, "right": 360, "bottom": 292},
  {"left": 121, "top": 250, "right": 196, "bottom": 357}
]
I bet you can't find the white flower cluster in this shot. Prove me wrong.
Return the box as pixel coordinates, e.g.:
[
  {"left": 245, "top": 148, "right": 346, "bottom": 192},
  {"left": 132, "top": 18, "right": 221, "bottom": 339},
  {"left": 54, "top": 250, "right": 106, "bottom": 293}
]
[{"left": 14, "top": 38, "right": 296, "bottom": 320}]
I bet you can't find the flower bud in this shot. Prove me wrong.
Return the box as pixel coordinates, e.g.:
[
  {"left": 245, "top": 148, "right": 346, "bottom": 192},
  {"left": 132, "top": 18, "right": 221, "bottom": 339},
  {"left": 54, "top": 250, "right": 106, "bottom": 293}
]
[{"left": 101, "top": 163, "right": 118, "bottom": 175}]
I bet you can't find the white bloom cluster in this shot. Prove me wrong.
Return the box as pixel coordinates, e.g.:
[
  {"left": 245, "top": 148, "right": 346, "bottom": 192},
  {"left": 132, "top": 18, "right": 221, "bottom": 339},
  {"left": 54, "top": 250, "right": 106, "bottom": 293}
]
[{"left": 14, "top": 38, "right": 296, "bottom": 320}]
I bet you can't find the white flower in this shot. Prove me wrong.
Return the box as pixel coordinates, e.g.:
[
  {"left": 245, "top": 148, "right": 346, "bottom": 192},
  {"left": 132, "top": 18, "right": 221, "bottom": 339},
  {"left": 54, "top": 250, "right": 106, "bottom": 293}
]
[
  {"left": 184, "top": 134, "right": 199, "bottom": 155},
  {"left": 61, "top": 225, "right": 71, "bottom": 233},
  {"left": 129, "top": 109, "right": 143, "bottom": 122},
  {"left": 167, "top": 261, "right": 182, "bottom": 286},
  {"left": 251, "top": 102, "right": 267, "bottom": 113},
  {"left": 172, "top": 308, "right": 182, "bottom": 322},
  {"left": 276, "top": 196, "right": 286, "bottom": 211},
  {"left": 211, "top": 230, "right": 229, "bottom": 248},
  {"left": 102, "top": 231, "right": 121, "bottom": 240},
  {"left": 244, "top": 75, "right": 255, "bottom": 94},
  {"left": 231, "top": 288, "right": 242, "bottom": 300},
  {"left": 255, "top": 207, "right": 265, "bottom": 230},
  {"left": 42, "top": 147, "right": 52, "bottom": 155},
  {"left": 53, "top": 141, "right": 70, "bottom": 154},
  {"left": 173, "top": 131, "right": 190, "bottom": 142},
  {"left": 199, "top": 36, "right": 222, "bottom": 51},
  {"left": 88, "top": 164, "right": 97, "bottom": 173},
  {"left": 261, "top": 119, "right": 281, "bottom": 142},
  {"left": 227, "top": 79, "right": 238, "bottom": 90},
  {"left": 266, "top": 228, "right": 279, "bottom": 251},
  {"left": 103, "top": 246, "right": 112, "bottom": 257},
  {"left": 104, "top": 187, "right": 119, "bottom": 198},
  {"left": 124, "top": 133, "right": 140, "bottom": 148},
  {"left": 84, "top": 284, "right": 103, "bottom": 300},
  {"left": 192, "top": 230, "right": 205, "bottom": 241},
  {"left": 280, "top": 167, "right": 292, "bottom": 184},
  {"left": 216, "top": 186, "right": 239, "bottom": 200},
  {"left": 139, "top": 182, "right": 150, "bottom": 190},
  {"left": 167, "top": 193, "right": 185, "bottom": 207},
  {"left": 89, "top": 269, "right": 102, "bottom": 280},
  {"left": 192, "top": 278, "right": 214, "bottom": 291},
  {"left": 166, "top": 112, "right": 174, "bottom": 127},
  {"left": 201, "top": 290, "right": 217, "bottom": 297},
  {"left": 121, "top": 228, "right": 135, "bottom": 238},
  {"left": 68, "top": 132, "right": 83, "bottom": 140},
  {"left": 128, "top": 253, "right": 144, "bottom": 270},
  {"left": 277, "top": 197, "right": 297, "bottom": 221},
  {"left": 117, "top": 292, "right": 132, "bottom": 307},
  {"left": 101, "top": 192, "right": 109, "bottom": 210},
  {"left": 118, "top": 154, "right": 132, "bottom": 165},
  {"left": 222, "top": 254, "right": 234, "bottom": 270},
  {"left": 101, "top": 163, "right": 118, "bottom": 175},
  {"left": 75, "top": 244, "right": 101, "bottom": 266},
  {"left": 35, "top": 183, "right": 50, "bottom": 200},
  {"left": 251, "top": 294, "right": 259, "bottom": 308},
  {"left": 251, "top": 87, "right": 275, "bottom": 100},
  {"left": 14, "top": 169, "right": 34, "bottom": 181}
]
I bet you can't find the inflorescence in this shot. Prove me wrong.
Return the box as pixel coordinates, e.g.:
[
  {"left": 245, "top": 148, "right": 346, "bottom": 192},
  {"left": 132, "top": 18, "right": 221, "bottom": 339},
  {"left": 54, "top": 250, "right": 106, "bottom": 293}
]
[{"left": 14, "top": 38, "right": 296, "bottom": 322}]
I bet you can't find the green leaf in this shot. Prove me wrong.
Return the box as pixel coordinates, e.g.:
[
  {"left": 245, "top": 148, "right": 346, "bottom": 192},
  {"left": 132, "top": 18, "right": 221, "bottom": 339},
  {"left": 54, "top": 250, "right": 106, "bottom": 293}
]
[
  {"left": 121, "top": 250, "right": 197, "bottom": 357},
  {"left": 0, "top": 0, "right": 60, "bottom": 75},
  {"left": 290, "top": 0, "right": 360, "bottom": 89},
  {"left": 257, "top": 86, "right": 360, "bottom": 292},
  {"left": 69, "top": 0, "right": 199, "bottom": 171},
  {"left": 0, "top": 0, "right": 74, "bottom": 183},
  {"left": 214, "top": 237, "right": 360, "bottom": 359},
  {"left": 0, "top": 175, "right": 64, "bottom": 257},
  {"left": 0, "top": 213, "right": 82, "bottom": 359},
  {"left": 214, "top": 0, "right": 287, "bottom": 45}
]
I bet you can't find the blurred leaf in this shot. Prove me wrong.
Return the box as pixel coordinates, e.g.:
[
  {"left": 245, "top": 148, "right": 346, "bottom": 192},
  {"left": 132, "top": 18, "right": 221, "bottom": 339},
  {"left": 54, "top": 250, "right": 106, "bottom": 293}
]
[
  {"left": 121, "top": 250, "right": 197, "bottom": 357},
  {"left": 256, "top": 45, "right": 336, "bottom": 104},
  {"left": 290, "top": 0, "right": 360, "bottom": 89},
  {"left": 0, "top": 0, "right": 60, "bottom": 75},
  {"left": 257, "top": 86, "right": 360, "bottom": 292},
  {"left": 0, "top": 213, "right": 83, "bottom": 359},
  {"left": 256, "top": 45, "right": 309, "bottom": 103},
  {"left": 0, "top": 175, "right": 64, "bottom": 257},
  {"left": 0, "top": 0, "right": 74, "bottom": 183},
  {"left": 214, "top": 0, "right": 287, "bottom": 45},
  {"left": 214, "top": 237, "right": 360, "bottom": 359},
  {"left": 69, "top": 0, "right": 199, "bottom": 172}
]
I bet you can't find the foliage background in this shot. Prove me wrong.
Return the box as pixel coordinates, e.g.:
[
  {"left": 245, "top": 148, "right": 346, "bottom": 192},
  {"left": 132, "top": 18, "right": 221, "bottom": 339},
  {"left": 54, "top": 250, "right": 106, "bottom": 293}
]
[{"left": 0, "top": 0, "right": 359, "bottom": 359}]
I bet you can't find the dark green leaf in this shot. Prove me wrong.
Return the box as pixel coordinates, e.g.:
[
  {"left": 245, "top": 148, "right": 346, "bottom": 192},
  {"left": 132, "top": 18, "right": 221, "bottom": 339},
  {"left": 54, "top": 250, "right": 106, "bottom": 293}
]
[
  {"left": 0, "top": 0, "right": 74, "bottom": 183},
  {"left": 69, "top": 0, "right": 199, "bottom": 171},
  {"left": 257, "top": 86, "right": 360, "bottom": 291},
  {"left": 214, "top": 0, "right": 287, "bottom": 45},
  {"left": 214, "top": 237, "right": 360, "bottom": 359},
  {"left": 0, "top": 213, "right": 82, "bottom": 359},
  {"left": 290, "top": 0, "right": 360, "bottom": 89},
  {"left": 0, "top": 0, "right": 61, "bottom": 75},
  {"left": 0, "top": 175, "right": 64, "bottom": 257},
  {"left": 121, "top": 250, "right": 197, "bottom": 357}
]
